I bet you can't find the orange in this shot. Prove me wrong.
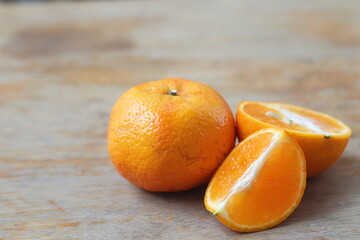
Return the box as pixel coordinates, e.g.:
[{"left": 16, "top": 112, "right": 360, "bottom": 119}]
[
  {"left": 236, "top": 101, "right": 351, "bottom": 177},
  {"left": 108, "top": 78, "right": 236, "bottom": 192},
  {"left": 205, "top": 128, "right": 306, "bottom": 232}
]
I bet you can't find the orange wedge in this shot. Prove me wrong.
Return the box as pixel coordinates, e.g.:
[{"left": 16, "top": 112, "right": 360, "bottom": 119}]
[
  {"left": 205, "top": 128, "right": 306, "bottom": 232},
  {"left": 236, "top": 101, "right": 351, "bottom": 177}
]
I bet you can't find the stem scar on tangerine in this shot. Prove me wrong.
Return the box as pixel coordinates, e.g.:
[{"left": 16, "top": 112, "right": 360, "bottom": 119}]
[{"left": 168, "top": 89, "right": 178, "bottom": 96}]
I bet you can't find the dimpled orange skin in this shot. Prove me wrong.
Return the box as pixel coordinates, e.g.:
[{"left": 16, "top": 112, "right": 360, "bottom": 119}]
[
  {"left": 108, "top": 78, "right": 236, "bottom": 192},
  {"left": 236, "top": 101, "right": 352, "bottom": 177}
]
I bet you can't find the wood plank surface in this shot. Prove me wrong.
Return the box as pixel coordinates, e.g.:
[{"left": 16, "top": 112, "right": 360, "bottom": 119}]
[{"left": 0, "top": 0, "right": 359, "bottom": 239}]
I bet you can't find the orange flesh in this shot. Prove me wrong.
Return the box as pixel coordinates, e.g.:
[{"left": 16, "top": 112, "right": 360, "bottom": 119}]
[
  {"left": 208, "top": 132, "right": 274, "bottom": 204},
  {"left": 225, "top": 141, "right": 302, "bottom": 227},
  {"left": 243, "top": 102, "right": 345, "bottom": 134},
  {"left": 205, "top": 129, "right": 306, "bottom": 231}
]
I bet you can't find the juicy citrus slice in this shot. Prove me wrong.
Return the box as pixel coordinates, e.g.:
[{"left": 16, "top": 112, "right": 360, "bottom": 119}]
[
  {"left": 236, "top": 101, "right": 351, "bottom": 177},
  {"left": 204, "top": 128, "right": 306, "bottom": 232}
]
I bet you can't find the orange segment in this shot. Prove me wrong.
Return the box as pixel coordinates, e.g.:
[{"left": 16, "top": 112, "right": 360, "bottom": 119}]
[
  {"left": 237, "top": 101, "right": 351, "bottom": 177},
  {"left": 207, "top": 131, "right": 274, "bottom": 205},
  {"left": 242, "top": 102, "right": 348, "bottom": 134},
  {"left": 205, "top": 128, "right": 306, "bottom": 232},
  {"left": 205, "top": 129, "right": 306, "bottom": 231}
]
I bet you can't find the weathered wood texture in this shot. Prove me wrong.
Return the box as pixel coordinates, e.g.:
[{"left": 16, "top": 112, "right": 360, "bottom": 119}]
[{"left": 0, "top": 0, "right": 359, "bottom": 239}]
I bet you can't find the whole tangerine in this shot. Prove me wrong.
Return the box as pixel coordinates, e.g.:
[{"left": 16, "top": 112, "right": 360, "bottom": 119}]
[{"left": 108, "top": 78, "right": 236, "bottom": 192}]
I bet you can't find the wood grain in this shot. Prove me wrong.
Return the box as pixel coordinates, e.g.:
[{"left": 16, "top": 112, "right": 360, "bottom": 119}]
[{"left": 0, "top": 0, "right": 359, "bottom": 239}]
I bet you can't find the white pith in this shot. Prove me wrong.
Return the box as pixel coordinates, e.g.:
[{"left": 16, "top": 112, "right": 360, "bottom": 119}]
[
  {"left": 269, "top": 104, "right": 349, "bottom": 136},
  {"left": 212, "top": 130, "right": 282, "bottom": 216}
]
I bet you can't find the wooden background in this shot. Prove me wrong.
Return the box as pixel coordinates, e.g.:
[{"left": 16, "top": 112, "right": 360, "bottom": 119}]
[{"left": 0, "top": 0, "right": 359, "bottom": 239}]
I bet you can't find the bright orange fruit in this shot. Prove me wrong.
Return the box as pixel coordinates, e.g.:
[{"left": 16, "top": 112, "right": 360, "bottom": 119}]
[
  {"left": 108, "top": 78, "right": 236, "bottom": 192},
  {"left": 205, "top": 128, "right": 306, "bottom": 232},
  {"left": 236, "top": 101, "right": 351, "bottom": 177}
]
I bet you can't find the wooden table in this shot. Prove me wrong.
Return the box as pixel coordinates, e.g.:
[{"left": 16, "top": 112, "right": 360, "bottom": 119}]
[{"left": 0, "top": 1, "right": 359, "bottom": 239}]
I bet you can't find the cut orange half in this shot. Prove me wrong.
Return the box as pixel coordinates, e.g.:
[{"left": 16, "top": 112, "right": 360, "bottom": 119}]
[
  {"left": 204, "top": 128, "right": 306, "bottom": 232},
  {"left": 236, "top": 101, "right": 351, "bottom": 177}
]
